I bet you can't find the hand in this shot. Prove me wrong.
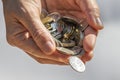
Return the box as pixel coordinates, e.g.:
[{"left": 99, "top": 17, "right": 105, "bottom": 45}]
[
  {"left": 2, "top": 0, "right": 103, "bottom": 65},
  {"left": 2, "top": 0, "right": 69, "bottom": 65},
  {"left": 41, "top": 0, "right": 103, "bottom": 62}
]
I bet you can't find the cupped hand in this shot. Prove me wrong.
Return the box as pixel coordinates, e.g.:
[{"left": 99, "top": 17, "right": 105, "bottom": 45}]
[
  {"left": 2, "top": 0, "right": 103, "bottom": 65},
  {"left": 42, "top": 0, "right": 103, "bottom": 62},
  {"left": 2, "top": 0, "right": 69, "bottom": 65}
]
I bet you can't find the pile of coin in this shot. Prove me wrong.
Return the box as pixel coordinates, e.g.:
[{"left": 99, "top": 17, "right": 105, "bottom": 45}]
[{"left": 40, "top": 9, "right": 89, "bottom": 72}]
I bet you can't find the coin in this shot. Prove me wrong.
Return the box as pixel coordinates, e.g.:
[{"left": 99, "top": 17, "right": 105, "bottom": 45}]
[
  {"left": 40, "top": 9, "right": 88, "bottom": 73},
  {"left": 69, "top": 56, "right": 85, "bottom": 72},
  {"left": 56, "top": 47, "right": 75, "bottom": 55}
]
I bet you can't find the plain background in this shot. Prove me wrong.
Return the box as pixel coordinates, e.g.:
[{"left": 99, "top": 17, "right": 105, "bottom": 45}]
[{"left": 0, "top": 0, "right": 120, "bottom": 80}]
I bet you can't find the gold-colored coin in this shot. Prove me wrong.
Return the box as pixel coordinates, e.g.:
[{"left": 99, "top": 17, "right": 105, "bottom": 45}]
[
  {"left": 41, "top": 17, "right": 55, "bottom": 24},
  {"left": 56, "top": 47, "right": 75, "bottom": 55}
]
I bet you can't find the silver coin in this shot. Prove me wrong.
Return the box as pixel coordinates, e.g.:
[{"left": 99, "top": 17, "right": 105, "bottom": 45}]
[
  {"left": 56, "top": 47, "right": 75, "bottom": 55},
  {"left": 69, "top": 56, "right": 85, "bottom": 72}
]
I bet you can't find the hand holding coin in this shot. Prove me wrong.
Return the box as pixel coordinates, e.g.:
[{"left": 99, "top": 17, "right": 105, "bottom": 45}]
[
  {"left": 41, "top": 0, "right": 102, "bottom": 63},
  {"left": 40, "top": 10, "right": 95, "bottom": 72},
  {"left": 2, "top": 0, "right": 103, "bottom": 71}
]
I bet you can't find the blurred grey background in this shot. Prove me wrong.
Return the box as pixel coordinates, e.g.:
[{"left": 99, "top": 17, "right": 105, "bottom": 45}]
[{"left": 0, "top": 0, "right": 120, "bottom": 80}]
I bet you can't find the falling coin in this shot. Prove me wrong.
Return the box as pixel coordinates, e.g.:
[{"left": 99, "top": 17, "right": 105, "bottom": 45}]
[{"left": 69, "top": 56, "right": 85, "bottom": 72}]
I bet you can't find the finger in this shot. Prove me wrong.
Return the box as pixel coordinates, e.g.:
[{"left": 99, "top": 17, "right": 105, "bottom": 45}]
[
  {"left": 83, "top": 26, "right": 98, "bottom": 52},
  {"left": 7, "top": 22, "right": 69, "bottom": 64},
  {"left": 14, "top": 32, "right": 69, "bottom": 64},
  {"left": 28, "top": 53, "right": 67, "bottom": 65},
  {"left": 17, "top": 6, "right": 56, "bottom": 55},
  {"left": 56, "top": 10, "right": 86, "bottom": 22},
  {"left": 81, "top": 51, "right": 93, "bottom": 63},
  {"left": 76, "top": 0, "right": 103, "bottom": 30},
  {"left": 13, "top": 30, "right": 69, "bottom": 64}
]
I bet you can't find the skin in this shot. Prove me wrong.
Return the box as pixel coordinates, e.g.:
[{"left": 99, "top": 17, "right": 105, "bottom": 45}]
[{"left": 2, "top": 0, "right": 103, "bottom": 65}]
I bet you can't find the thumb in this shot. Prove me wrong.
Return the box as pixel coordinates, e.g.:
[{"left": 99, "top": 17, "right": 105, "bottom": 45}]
[
  {"left": 76, "top": 0, "right": 104, "bottom": 30},
  {"left": 19, "top": 9, "right": 56, "bottom": 55}
]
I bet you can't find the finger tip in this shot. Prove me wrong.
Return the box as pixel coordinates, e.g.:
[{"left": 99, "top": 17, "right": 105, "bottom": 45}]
[
  {"left": 81, "top": 52, "right": 94, "bottom": 62},
  {"left": 83, "top": 34, "right": 96, "bottom": 52},
  {"left": 93, "top": 22, "right": 104, "bottom": 30},
  {"left": 44, "top": 48, "right": 56, "bottom": 55},
  {"left": 41, "top": 40, "right": 56, "bottom": 55},
  {"left": 43, "top": 47, "right": 56, "bottom": 56},
  {"left": 86, "top": 52, "right": 94, "bottom": 61},
  {"left": 87, "top": 15, "right": 104, "bottom": 30}
]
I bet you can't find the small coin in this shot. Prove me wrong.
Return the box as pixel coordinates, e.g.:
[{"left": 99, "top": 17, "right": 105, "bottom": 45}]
[
  {"left": 72, "top": 46, "right": 83, "bottom": 55},
  {"left": 56, "top": 47, "right": 75, "bottom": 55},
  {"left": 69, "top": 56, "right": 85, "bottom": 72},
  {"left": 48, "top": 12, "right": 61, "bottom": 22}
]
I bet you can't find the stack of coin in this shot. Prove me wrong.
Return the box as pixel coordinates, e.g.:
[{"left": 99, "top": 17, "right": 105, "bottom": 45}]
[{"left": 41, "top": 9, "right": 89, "bottom": 72}]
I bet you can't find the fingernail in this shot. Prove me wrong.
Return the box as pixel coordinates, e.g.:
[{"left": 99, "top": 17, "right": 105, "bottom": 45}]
[
  {"left": 92, "top": 16, "right": 104, "bottom": 30},
  {"left": 95, "top": 17, "right": 104, "bottom": 29},
  {"left": 43, "top": 41, "right": 55, "bottom": 55}
]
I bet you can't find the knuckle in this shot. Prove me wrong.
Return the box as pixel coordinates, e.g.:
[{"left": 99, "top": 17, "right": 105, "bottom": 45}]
[
  {"left": 22, "top": 6, "right": 39, "bottom": 18},
  {"left": 87, "top": 45, "right": 94, "bottom": 52},
  {"left": 86, "top": 52, "right": 94, "bottom": 61},
  {"left": 88, "top": 8, "right": 100, "bottom": 17},
  {"left": 84, "top": 35, "right": 96, "bottom": 52},
  {"left": 81, "top": 52, "right": 94, "bottom": 62},
  {"left": 33, "top": 29, "right": 48, "bottom": 42},
  {"left": 18, "top": 5, "right": 39, "bottom": 21},
  {"left": 84, "top": 43, "right": 94, "bottom": 52},
  {"left": 6, "top": 35, "right": 15, "bottom": 46},
  {"left": 6, "top": 32, "right": 27, "bottom": 47}
]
